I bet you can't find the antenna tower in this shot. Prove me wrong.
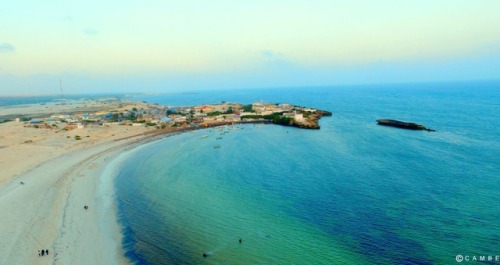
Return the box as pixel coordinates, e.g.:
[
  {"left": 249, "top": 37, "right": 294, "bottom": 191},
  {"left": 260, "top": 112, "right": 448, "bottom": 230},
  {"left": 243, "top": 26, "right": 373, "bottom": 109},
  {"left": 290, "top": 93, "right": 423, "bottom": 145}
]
[{"left": 60, "top": 79, "right": 64, "bottom": 99}]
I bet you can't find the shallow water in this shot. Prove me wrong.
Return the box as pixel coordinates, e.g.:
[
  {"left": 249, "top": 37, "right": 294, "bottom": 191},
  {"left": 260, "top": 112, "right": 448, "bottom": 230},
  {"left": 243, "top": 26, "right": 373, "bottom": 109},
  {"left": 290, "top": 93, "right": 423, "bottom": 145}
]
[{"left": 115, "top": 81, "right": 500, "bottom": 264}]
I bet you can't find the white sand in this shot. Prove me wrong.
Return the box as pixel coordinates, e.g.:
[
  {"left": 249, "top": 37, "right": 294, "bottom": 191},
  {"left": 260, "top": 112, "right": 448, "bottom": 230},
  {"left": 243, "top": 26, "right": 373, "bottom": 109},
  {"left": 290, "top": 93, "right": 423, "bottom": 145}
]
[
  {"left": 0, "top": 105, "right": 165, "bottom": 265},
  {"left": 0, "top": 135, "right": 152, "bottom": 264}
]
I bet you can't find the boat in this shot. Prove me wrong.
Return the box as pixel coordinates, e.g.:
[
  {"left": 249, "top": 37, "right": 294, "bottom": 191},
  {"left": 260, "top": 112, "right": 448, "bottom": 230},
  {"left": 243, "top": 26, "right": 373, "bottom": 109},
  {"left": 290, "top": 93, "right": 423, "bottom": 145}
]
[{"left": 201, "top": 135, "right": 208, "bottom": 138}]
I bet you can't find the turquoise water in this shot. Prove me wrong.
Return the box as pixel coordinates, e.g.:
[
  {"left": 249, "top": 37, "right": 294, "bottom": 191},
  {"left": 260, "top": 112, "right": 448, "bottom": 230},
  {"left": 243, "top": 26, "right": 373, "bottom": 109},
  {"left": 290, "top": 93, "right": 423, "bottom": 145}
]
[{"left": 115, "top": 81, "right": 500, "bottom": 264}]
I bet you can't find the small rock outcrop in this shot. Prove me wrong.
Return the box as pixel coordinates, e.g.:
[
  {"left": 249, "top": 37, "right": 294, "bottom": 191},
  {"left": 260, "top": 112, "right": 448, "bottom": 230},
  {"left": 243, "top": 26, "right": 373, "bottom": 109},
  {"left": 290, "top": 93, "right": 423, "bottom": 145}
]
[
  {"left": 376, "top": 119, "right": 435, "bottom": 132},
  {"left": 292, "top": 110, "right": 332, "bottom": 129}
]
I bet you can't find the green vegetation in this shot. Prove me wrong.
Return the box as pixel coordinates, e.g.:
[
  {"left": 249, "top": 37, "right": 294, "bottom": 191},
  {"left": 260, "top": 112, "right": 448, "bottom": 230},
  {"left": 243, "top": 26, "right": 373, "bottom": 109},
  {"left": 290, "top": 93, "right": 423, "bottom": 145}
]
[
  {"left": 166, "top": 109, "right": 178, "bottom": 115},
  {"left": 270, "top": 115, "right": 292, "bottom": 125},
  {"left": 22, "top": 117, "right": 31, "bottom": 122},
  {"left": 207, "top": 108, "right": 235, "bottom": 116},
  {"left": 0, "top": 119, "right": 12, "bottom": 123},
  {"left": 241, "top": 112, "right": 292, "bottom": 125},
  {"left": 127, "top": 112, "right": 137, "bottom": 121},
  {"left": 110, "top": 113, "right": 121, "bottom": 122},
  {"left": 241, "top": 114, "right": 264, "bottom": 120},
  {"left": 207, "top": 111, "right": 222, "bottom": 116},
  {"left": 146, "top": 122, "right": 156, "bottom": 127},
  {"left": 242, "top": 104, "right": 255, "bottom": 112},
  {"left": 75, "top": 135, "right": 81, "bottom": 140},
  {"left": 132, "top": 107, "right": 138, "bottom": 111}
]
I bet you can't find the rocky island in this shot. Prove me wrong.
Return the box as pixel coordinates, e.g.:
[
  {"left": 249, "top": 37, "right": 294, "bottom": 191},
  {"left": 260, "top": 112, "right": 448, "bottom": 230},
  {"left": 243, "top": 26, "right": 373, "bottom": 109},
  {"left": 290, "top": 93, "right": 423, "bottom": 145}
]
[{"left": 377, "top": 119, "right": 435, "bottom": 132}]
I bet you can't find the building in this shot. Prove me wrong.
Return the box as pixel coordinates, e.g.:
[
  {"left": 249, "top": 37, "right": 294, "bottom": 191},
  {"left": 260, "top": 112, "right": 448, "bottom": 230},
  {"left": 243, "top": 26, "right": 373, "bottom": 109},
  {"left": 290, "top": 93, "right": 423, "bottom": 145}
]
[
  {"left": 279, "top": 103, "right": 292, "bottom": 110},
  {"left": 194, "top": 105, "right": 214, "bottom": 113},
  {"left": 193, "top": 113, "right": 207, "bottom": 118},
  {"left": 294, "top": 113, "right": 305, "bottom": 122},
  {"left": 252, "top": 102, "right": 265, "bottom": 113},
  {"left": 173, "top": 116, "right": 187, "bottom": 122},
  {"left": 240, "top": 112, "right": 256, "bottom": 117}
]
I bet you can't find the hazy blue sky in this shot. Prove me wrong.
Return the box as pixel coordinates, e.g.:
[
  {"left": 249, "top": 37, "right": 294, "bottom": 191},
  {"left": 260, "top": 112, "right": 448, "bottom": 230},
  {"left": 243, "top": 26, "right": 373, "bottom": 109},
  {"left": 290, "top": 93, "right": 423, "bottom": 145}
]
[{"left": 1, "top": 1, "right": 499, "bottom": 95}]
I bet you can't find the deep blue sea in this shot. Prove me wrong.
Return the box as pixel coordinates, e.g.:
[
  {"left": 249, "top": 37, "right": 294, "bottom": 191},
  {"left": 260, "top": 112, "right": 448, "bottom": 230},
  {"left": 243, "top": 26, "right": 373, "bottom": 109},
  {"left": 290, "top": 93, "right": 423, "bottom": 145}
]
[{"left": 114, "top": 81, "right": 499, "bottom": 264}]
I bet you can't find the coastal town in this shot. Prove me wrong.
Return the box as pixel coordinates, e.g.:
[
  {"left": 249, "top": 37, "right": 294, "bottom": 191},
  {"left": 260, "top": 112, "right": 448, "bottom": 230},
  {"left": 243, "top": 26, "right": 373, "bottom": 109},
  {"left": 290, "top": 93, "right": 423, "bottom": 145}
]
[{"left": 1, "top": 98, "right": 332, "bottom": 132}]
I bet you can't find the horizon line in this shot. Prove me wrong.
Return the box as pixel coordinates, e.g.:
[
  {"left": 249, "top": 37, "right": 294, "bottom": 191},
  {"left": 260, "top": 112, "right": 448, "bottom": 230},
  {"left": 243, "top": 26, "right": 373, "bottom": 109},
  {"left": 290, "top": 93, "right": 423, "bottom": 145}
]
[{"left": 1, "top": 78, "right": 499, "bottom": 97}]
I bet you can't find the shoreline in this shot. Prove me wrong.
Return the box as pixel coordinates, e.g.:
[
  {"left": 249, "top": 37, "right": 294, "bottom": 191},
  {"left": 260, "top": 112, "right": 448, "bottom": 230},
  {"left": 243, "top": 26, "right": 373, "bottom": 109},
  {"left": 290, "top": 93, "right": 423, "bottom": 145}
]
[
  {"left": 0, "top": 118, "right": 236, "bottom": 264},
  {"left": 0, "top": 101, "right": 329, "bottom": 264},
  {"left": 0, "top": 124, "right": 172, "bottom": 264}
]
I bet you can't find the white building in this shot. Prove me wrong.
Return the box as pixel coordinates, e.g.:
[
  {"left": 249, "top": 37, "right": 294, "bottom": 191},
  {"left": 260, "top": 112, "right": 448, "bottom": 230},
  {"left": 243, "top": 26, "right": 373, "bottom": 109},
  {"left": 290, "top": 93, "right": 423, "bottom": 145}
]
[
  {"left": 252, "top": 102, "right": 265, "bottom": 113},
  {"left": 174, "top": 116, "right": 187, "bottom": 122},
  {"left": 240, "top": 112, "right": 256, "bottom": 117},
  {"left": 294, "top": 114, "right": 305, "bottom": 122}
]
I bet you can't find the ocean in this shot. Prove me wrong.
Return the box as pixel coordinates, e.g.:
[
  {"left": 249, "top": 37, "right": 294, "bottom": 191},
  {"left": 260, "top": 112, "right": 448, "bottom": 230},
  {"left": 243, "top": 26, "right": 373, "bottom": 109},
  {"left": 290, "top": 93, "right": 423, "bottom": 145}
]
[{"left": 114, "top": 81, "right": 499, "bottom": 264}]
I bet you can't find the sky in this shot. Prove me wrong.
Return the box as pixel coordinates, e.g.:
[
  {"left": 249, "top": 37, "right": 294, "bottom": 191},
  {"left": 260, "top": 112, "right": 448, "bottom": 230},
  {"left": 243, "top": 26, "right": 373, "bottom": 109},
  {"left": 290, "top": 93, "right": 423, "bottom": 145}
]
[{"left": 1, "top": 0, "right": 499, "bottom": 95}]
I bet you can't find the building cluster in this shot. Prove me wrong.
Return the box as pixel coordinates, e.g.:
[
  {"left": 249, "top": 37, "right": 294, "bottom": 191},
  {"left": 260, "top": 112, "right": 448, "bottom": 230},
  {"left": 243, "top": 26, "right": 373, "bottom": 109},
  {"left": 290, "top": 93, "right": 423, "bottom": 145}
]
[
  {"left": 22, "top": 103, "right": 169, "bottom": 130},
  {"left": 21, "top": 100, "right": 319, "bottom": 130},
  {"left": 167, "top": 102, "right": 318, "bottom": 126}
]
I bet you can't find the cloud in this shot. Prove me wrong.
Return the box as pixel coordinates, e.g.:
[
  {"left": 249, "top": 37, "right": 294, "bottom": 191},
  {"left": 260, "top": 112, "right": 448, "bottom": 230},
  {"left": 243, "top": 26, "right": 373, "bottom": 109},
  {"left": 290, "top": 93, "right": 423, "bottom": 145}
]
[
  {"left": 83, "top": 28, "right": 98, "bottom": 36},
  {"left": 0, "top": 43, "right": 15, "bottom": 53}
]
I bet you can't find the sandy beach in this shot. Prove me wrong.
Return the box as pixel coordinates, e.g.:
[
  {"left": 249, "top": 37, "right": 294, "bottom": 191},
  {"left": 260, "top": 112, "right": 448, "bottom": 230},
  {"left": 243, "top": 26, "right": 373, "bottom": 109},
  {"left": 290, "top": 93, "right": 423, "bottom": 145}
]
[
  {"left": 0, "top": 104, "right": 160, "bottom": 264},
  {"left": 0, "top": 100, "right": 278, "bottom": 264}
]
